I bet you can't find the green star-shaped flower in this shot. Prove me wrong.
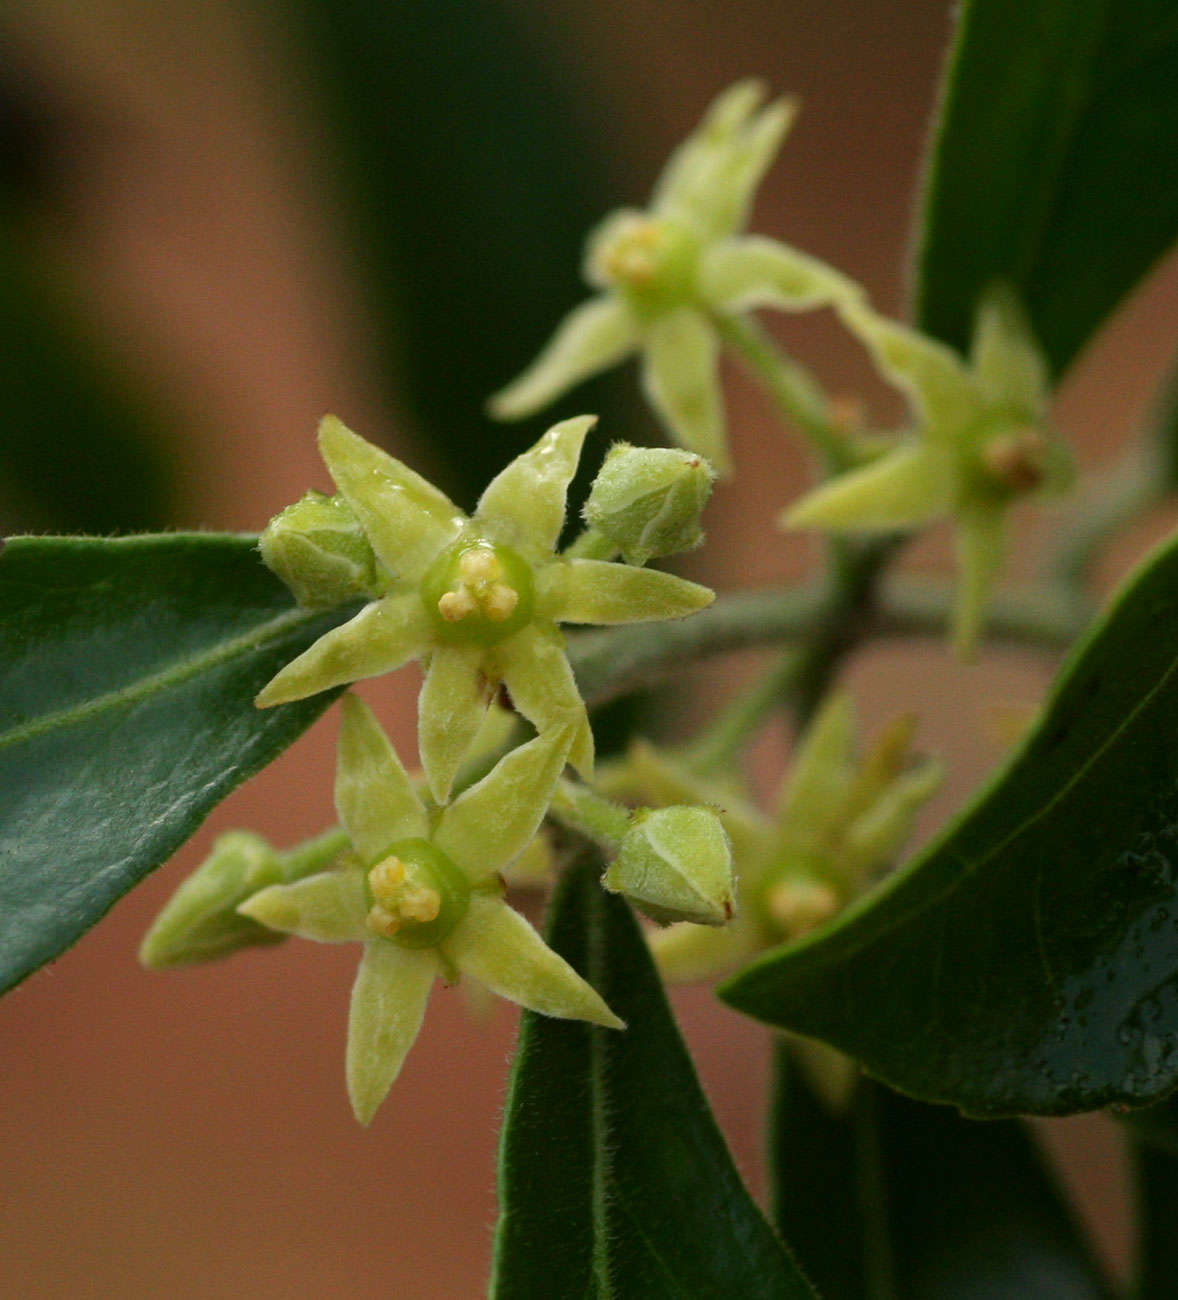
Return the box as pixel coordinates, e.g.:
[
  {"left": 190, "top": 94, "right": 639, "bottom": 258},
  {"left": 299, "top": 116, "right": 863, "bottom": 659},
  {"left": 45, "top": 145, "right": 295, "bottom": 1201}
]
[
  {"left": 601, "top": 692, "right": 941, "bottom": 983},
  {"left": 489, "top": 81, "right": 861, "bottom": 475},
  {"left": 239, "top": 695, "right": 622, "bottom": 1125},
  {"left": 256, "top": 414, "right": 713, "bottom": 801},
  {"left": 785, "top": 286, "right": 1071, "bottom": 653}
]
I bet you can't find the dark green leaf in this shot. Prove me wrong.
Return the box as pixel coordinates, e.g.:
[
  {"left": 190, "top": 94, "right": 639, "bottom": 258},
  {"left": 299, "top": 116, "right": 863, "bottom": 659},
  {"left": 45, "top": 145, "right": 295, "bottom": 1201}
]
[
  {"left": 773, "top": 1046, "right": 1109, "bottom": 1298},
  {"left": 914, "top": 0, "right": 1178, "bottom": 375},
  {"left": 491, "top": 856, "right": 817, "bottom": 1299},
  {"left": 0, "top": 534, "right": 353, "bottom": 993},
  {"left": 722, "top": 528, "right": 1178, "bottom": 1116}
]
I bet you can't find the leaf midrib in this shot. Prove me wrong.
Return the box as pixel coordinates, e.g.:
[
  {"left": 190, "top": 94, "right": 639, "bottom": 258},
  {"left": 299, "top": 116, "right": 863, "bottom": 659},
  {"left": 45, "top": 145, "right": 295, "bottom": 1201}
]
[{"left": 0, "top": 606, "right": 319, "bottom": 752}]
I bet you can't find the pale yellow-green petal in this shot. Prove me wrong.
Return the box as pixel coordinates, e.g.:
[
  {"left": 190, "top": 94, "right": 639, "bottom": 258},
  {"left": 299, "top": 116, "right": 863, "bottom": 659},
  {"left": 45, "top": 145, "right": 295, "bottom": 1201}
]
[
  {"left": 475, "top": 415, "right": 595, "bottom": 560},
  {"left": 700, "top": 235, "right": 863, "bottom": 314},
  {"left": 543, "top": 558, "right": 713, "bottom": 625},
  {"left": 775, "top": 691, "right": 856, "bottom": 838},
  {"left": 841, "top": 758, "right": 944, "bottom": 884},
  {"left": 318, "top": 415, "right": 465, "bottom": 581},
  {"left": 952, "top": 504, "right": 1008, "bottom": 659},
  {"left": 783, "top": 443, "right": 955, "bottom": 533},
  {"left": 489, "top": 298, "right": 639, "bottom": 420},
  {"left": 434, "top": 722, "right": 575, "bottom": 878},
  {"left": 238, "top": 868, "right": 369, "bottom": 943},
  {"left": 335, "top": 693, "right": 427, "bottom": 856},
  {"left": 970, "top": 283, "right": 1051, "bottom": 417},
  {"left": 642, "top": 308, "right": 729, "bottom": 474},
  {"left": 648, "top": 913, "right": 761, "bottom": 984},
  {"left": 418, "top": 644, "right": 496, "bottom": 804},
  {"left": 839, "top": 301, "right": 985, "bottom": 438},
  {"left": 650, "top": 79, "right": 767, "bottom": 219},
  {"left": 255, "top": 593, "right": 432, "bottom": 708},
  {"left": 347, "top": 941, "right": 437, "bottom": 1125},
  {"left": 652, "top": 85, "right": 795, "bottom": 240},
  {"left": 493, "top": 622, "right": 594, "bottom": 777},
  {"left": 445, "top": 894, "right": 622, "bottom": 1028}
]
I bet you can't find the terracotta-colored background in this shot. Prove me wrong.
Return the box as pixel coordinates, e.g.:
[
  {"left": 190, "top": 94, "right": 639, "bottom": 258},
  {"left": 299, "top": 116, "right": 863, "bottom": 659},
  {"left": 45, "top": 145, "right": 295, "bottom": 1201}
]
[{"left": 3, "top": 2, "right": 1178, "bottom": 1295}]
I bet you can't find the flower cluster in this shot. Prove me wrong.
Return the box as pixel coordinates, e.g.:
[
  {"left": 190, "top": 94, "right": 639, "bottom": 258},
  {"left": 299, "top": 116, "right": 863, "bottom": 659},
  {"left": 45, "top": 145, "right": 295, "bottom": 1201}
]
[
  {"left": 599, "top": 692, "right": 942, "bottom": 982},
  {"left": 145, "top": 411, "right": 719, "bottom": 1122},
  {"left": 490, "top": 80, "right": 862, "bottom": 475},
  {"left": 142, "top": 79, "right": 1065, "bottom": 1128}
]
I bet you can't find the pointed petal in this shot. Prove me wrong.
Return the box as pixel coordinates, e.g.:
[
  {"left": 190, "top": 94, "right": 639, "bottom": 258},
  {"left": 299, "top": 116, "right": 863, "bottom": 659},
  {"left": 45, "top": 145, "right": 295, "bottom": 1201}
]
[
  {"left": 347, "top": 941, "right": 437, "bottom": 1125},
  {"left": 776, "top": 691, "right": 856, "bottom": 834},
  {"left": 255, "top": 593, "right": 431, "bottom": 707},
  {"left": 445, "top": 894, "right": 622, "bottom": 1028},
  {"left": 318, "top": 415, "right": 464, "bottom": 581},
  {"left": 651, "top": 79, "right": 767, "bottom": 217},
  {"left": 700, "top": 236, "right": 863, "bottom": 314},
  {"left": 489, "top": 299, "right": 639, "bottom": 421},
  {"left": 703, "top": 98, "right": 796, "bottom": 238},
  {"left": 642, "top": 309, "right": 729, "bottom": 474},
  {"left": 238, "top": 868, "right": 369, "bottom": 943},
  {"left": 475, "top": 416, "right": 595, "bottom": 560},
  {"left": 952, "top": 504, "right": 1007, "bottom": 659},
  {"left": 543, "top": 558, "right": 713, "bottom": 624},
  {"left": 649, "top": 914, "right": 761, "bottom": 984},
  {"left": 335, "top": 694, "right": 427, "bottom": 855},
  {"left": 783, "top": 443, "right": 955, "bottom": 533},
  {"left": 494, "top": 623, "right": 593, "bottom": 777},
  {"left": 839, "top": 301, "right": 985, "bottom": 437},
  {"left": 970, "top": 283, "right": 1051, "bottom": 416},
  {"left": 652, "top": 84, "right": 796, "bottom": 239},
  {"left": 842, "top": 758, "right": 944, "bottom": 883},
  {"left": 435, "top": 722, "right": 575, "bottom": 876},
  {"left": 418, "top": 645, "right": 496, "bottom": 804}
]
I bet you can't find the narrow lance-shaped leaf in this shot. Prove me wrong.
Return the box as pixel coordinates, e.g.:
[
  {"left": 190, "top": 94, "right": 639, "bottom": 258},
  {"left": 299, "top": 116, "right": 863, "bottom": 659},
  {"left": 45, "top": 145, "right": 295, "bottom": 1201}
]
[
  {"left": 914, "top": 0, "right": 1178, "bottom": 375},
  {"left": 723, "top": 527, "right": 1178, "bottom": 1116},
  {"left": 771, "top": 1045, "right": 1110, "bottom": 1299},
  {"left": 0, "top": 534, "right": 355, "bottom": 994},
  {"left": 491, "top": 855, "right": 817, "bottom": 1299}
]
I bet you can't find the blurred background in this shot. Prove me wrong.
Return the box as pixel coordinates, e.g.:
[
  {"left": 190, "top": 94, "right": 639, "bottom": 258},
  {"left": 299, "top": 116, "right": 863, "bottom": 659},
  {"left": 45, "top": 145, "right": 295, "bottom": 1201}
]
[{"left": 3, "top": 1, "right": 1177, "bottom": 1295}]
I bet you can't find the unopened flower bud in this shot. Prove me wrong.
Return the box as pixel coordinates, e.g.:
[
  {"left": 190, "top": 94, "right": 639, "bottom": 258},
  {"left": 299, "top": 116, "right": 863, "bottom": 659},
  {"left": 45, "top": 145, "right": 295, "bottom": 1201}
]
[
  {"left": 139, "top": 828, "right": 348, "bottom": 968},
  {"left": 584, "top": 443, "right": 715, "bottom": 565},
  {"left": 260, "top": 490, "right": 384, "bottom": 608},
  {"left": 603, "top": 805, "right": 735, "bottom": 926}
]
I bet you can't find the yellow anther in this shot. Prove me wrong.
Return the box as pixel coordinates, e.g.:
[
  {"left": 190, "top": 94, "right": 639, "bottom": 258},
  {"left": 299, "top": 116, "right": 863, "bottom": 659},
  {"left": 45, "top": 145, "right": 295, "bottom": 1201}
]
[
  {"left": 369, "top": 856, "right": 407, "bottom": 903},
  {"left": 765, "top": 879, "right": 839, "bottom": 938},
  {"left": 483, "top": 583, "right": 520, "bottom": 622},
  {"left": 398, "top": 885, "right": 442, "bottom": 924},
  {"left": 366, "top": 904, "right": 402, "bottom": 938},
  {"left": 438, "top": 587, "right": 477, "bottom": 622},
  {"left": 459, "top": 546, "right": 502, "bottom": 583}
]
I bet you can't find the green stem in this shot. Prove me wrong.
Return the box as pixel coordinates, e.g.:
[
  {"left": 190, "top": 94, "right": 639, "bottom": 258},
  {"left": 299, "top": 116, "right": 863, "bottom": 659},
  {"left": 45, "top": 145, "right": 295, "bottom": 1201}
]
[
  {"left": 549, "top": 779, "right": 632, "bottom": 851},
  {"left": 279, "top": 826, "right": 352, "bottom": 880},
  {"left": 563, "top": 527, "right": 620, "bottom": 561},
  {"left": 567, "top": 576, "right": 1085, "bottom": 710},
  {"left": 713, "top": 312, "right": 851, "bottom": 472},
  {"left": 683, "top": 649, "right": 802, "bottom": 775}
]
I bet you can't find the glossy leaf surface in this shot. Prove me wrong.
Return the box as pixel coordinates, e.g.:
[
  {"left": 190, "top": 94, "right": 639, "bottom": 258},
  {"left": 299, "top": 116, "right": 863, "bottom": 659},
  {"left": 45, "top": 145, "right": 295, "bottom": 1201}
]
[
  {"left": 0, "top": 534, "right": 351, "bottom": 993},
  {"left": 915, "top": 0, "right": 1178, "bottom": 375},
  {"left": 771, "top": 1047, "right": 1109, "bottom": 1298},
  {"left": 491, "top": 857, "right": 816, "bottom": 1298},
  {"left": 724, "top": 530, "right": 1178, "bottom": 1116}
]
